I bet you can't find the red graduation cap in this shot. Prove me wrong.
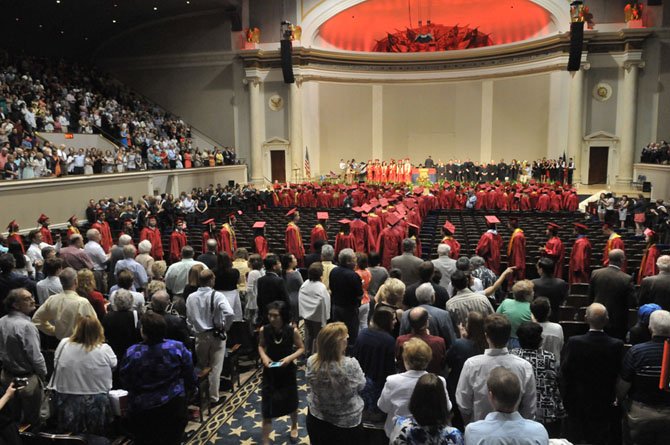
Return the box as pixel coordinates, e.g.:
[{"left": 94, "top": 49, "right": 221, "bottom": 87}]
[
  {"left": 37, "top": 214, "right": 49, "bottom": 223},
  {"left": 252, "top": 221, "right": 266, "bottom": 229},
  {"left": 386, "top": 213, "right": 400, "bottom": 226},
  {"left": 644, "top": 228, "right": 656, "bottom": 237},
  {"left": 286, "top": 208, "right": 298, "bottom": 217},
  {"left": 485, "top": 215, "right": 500, "bottom": 225},
  {"left": 203, "top": 218, "right": 215, "bottom": 225},
  {"left": 454, "top": 181, "right": 461, "bottom": 187},
  {"left": 573, "top": 223, "right": 588, "bottom": 231},
  {"left": 443, "top": 221, "right": 456, "bottom": 234},
  {"left": 408, "top": 223, "right": 420, "bottom": 231},
  {"left": 317, "top": 212, "right": 329, "bottom": 220},
  {"left": 7, "top": 220, "right": 18, "bottom": 230},
  {"left": 361, "top": 204, "right": 372, "bottom": 213},
  {"left": 338, "top": 219, "right": 351, "bottom": 225},
  {"left": 547, "top": 222, "right": 561, "bottom": 230},
  {"left": 379, "top": 198, "right": 389, "bottom": 207},
  {"left": 351, "top": 207, "right": 363, "bottom": 214}
]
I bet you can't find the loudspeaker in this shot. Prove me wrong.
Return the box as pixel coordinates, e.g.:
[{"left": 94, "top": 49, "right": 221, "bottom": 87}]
[
  {"left": 280, "top": 39, "right": 295, "bottom": 84},
  {"left": 567, "top": 21, "right": 584, "bottom": 72},
  {"left": 228, "top": 180, "right": 235, "bottom": 187},
  {"left": 643, "top": 182, "right": 651, "bottom": 192}
]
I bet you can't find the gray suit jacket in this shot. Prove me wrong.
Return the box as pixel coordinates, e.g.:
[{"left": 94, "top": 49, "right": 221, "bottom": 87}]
[
  {"left": 639, "top": 272, "right": 670, "bottom": 310},
  {"left": 391, "top": 253, "right": 424, "bottom": 286},
  {"left": 399, "top": 304, "right": 456, "bottom": 350},
  {"left": 588, "top": 266, "right": 636, "bottom": 339},
  {"left": 432, "top": 256, "right": 457, "bottom": 288}
]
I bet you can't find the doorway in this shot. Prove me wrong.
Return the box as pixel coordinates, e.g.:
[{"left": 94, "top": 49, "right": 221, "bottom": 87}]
[
  {"left": 270, "top": 150, "right": 286, "bottom": 183},
  {"left": 588, "top": 146, "right": 608, "bottom": 184}
]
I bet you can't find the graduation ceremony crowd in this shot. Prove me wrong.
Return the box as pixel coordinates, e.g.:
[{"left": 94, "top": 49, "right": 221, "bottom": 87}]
[{"left": 0, "top": 177, "right": 669, "bottom": 445}]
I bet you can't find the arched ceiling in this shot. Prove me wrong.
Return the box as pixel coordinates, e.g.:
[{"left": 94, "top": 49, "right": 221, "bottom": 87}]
[{"left": 315, "top": 0, "right": 557, "bottom": 52}]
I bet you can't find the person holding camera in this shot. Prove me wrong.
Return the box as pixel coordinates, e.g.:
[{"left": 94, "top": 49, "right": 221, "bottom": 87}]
[{"left": 0, "top": 288, "right": 47, "bottom": 428}]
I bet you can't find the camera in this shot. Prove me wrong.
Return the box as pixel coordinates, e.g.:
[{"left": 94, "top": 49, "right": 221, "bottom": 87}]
[{"left": 12, "top": 377, "right": 28, "bottom": 389}]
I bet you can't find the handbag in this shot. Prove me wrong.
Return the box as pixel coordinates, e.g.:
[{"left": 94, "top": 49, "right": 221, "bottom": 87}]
[
  {"left": 210, "top": 290, "right": 227, "bottom": 341},
  {"left": 40, "top": 344, "right": 64, "bottom": 423}
]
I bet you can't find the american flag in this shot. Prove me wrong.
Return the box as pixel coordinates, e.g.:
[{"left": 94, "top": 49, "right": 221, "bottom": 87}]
[{"left": 304, "top": 146, "right": 311, "bottom": 179}]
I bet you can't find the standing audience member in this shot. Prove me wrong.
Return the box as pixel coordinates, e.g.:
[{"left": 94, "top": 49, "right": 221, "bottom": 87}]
[
  {"left": 245, "top": 254, "right": 264, "bottom": 324},
  {"left": 456, "top": 314, "right": 536, "bottom": 425},
  {"left": 196, "top": 239, "right": 219, "bottom": 271},
  {"left": 510, "top": 322, "right": 565, "bottom": 437},
  {"left": 0, "top": 289, "right": 47, "bottom": 427},
  {"left": 281, "top": 253, "right": 304, "bottom": 323},
  {"left": 185, "top": 270, "right": 234, "bottom": 405},
  {"left": 306, "top": 322, "right": 366, "bottom": 444},
  {"left": 102, "top": 290, "right": 142, "bottom": 363},
  {"left": 135, "top": 240, "right": 155, "bottom": 279},
  {"left": 367, "top": 251, "right": 389, "bottom": 300},
  {"left": 464, "top": 367, "right": 548, "bottom": 445},
  {"left": 354, "top": 253, "right": 372, "bottom": 330},
  {"left": 396, "top": 307, "right": 446, "bottom": 375},
  {"left": 0, "top": 254, "right": 36, "bottom": 313},
  {"left": 32, "top": 267, "right": 96, "bottom": 339},
  {"left": 431, "top": 244, "right": 457, "bottom": 289},
  {"left": 445, "top": 271, "right": 495, "bottom": 330},
  {"left": 214, "top": 253, "right": 243, "bottom": 321},
  {"left": 36, "top": 257, "right": 63, "bottom": 304},
  {"left": 560, "top": 303, "right": 624, "bottom": 445},
  {"left": 149, "top": 291, "right": 190, "bottom": 344},
  {"left": 399, "top": 283, "right": 456, "bottom": 351},
  {"left": 529, "top": 297, "right": 563, "bottom": 362},
  {"left": 403, "top": 261, "right": 450, "bottom": 309},
  {"left": 627, "top": 303, "right": 662, "bottom": 345},
  {"left": 330, "top": 248, "right": 364, "bottom": 347},
  {"left": 165, "top": 246, "right": 207, "bottom": 301},
  {"left": 319, "top": 244, "right": 336, "bottom": 293},
  {"left": 84, "top": 228, "right": 109, "bottom": 293},
  {"left": 391, "top": 239, "right": 423, "bottom": 286},
  {"left": 618, "top": 310, "right": 670, "bottom": 445},
  {"left": 76, "top": 268, "right": 107, "bottom": 321},
  {"left": 495, "top": 280, "right": 533, "bottom": 349},
  {"left": 298, "top": 262, "right": 331, "bottom": 357},
  {"left": 378, "top": 337, "right": 452, "bottom": 438},
  {"left": 51, "top": 316, "right": 117, "bottom": 436},
  {"left": 257, "top": 254, "right": 288, "bottom": 326},
  {"left": 258, "top": 301, "right": 305, "bottom": 445},
  {"left": 58, "top": 234, "right": 94, "bottom": 271},
  {"left": 531, "top": 257, "right": 568, "bottom": 323},
  {"left": 120, "top": 312, "right": 197, "bottom": 445},
  {"left": 109, "top": 269, "right": 145, "bottom": 313},
  {"left": 390, "top": 374, "right": 464, "bottom": 445},
  {"left": 114, "top": 244, "right": 148, "bottom": 291},
  {"left": 638, "top": 254, "right": 670, "bottom": 310}
]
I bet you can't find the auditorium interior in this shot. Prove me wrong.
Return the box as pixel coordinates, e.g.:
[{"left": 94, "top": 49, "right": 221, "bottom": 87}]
[{"left": 1, "top": 0, "right": 670, "bottom": 444}]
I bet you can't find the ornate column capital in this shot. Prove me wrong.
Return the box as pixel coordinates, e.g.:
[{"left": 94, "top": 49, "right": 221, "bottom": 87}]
[
  {"left": 243, "top": 77, "right": 261, "bottom": 87},
  {"left": 294, "top": 75, "right": 304, "bottom": 87},
  {"left": 623, "top": 60, "right": 645, "bottom": 71}
]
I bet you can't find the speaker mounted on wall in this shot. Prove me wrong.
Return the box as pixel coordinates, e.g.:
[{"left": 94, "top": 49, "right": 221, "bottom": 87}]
[
  {"left": 567, "top": 21, "right": 584, "bottom": 72},
  {"left": 280, "top": 39, "right": 295, "bottom": 84}
]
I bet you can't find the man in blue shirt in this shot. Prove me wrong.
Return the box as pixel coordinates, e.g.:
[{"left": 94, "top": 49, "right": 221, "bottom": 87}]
[{"left": 464, "top": 367, "right": 548, "bottom": 445}]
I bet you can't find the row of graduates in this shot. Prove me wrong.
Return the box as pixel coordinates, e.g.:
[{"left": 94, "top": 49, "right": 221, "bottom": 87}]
[
  {"left": 476, "top": 217, "right": 661, "bottom": 285},
  {"left": 268, "top": 180, "right": 579, "bottom": 213}
]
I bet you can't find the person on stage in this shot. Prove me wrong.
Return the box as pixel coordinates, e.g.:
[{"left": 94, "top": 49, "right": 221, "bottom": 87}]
[
  {"left": 475, "top": 216, "right": 503, "bottom": 275},
  {"left": 540, "top": 223, "right": 565, "bottom": 279},
  {"left": 388, "top": 159, "right": 397, "bottom": 183},
  {"left": 507, "top": 217, "right": 526, "bottom": 282},
  {"left": 140, "top": 214, "right": 164, "bottom": 260},
  {"left": 6, "top": 220, "right": 24, "bottom": 252},
  {"left": 169, "top": 219, "right": 188, "bottom": 263},
  {"left": 253, "top": 221, "right": 268, "bottom": 260},
  {"left": 202, "top": 218, "right": 220, "bottom": 254},
  {"left": 441, "top": 221, "right": 460, "bottom": 260},
  {"left": 285, "top": 208, "right": 305, "bottom": 267},
  {"left": 311, "top": 212, "right": 329, "bottom": 254},
  {"left": 637, "top": 228, "right": 660, "bottom": 284},
  {"left": 38, "top": 214, "right": 53, "bottom": 245},
  {"left": 91, "top": 209, "right": 113, "bottom": 254},
  {"left": 569, "top": 223, "right": 592, "bottom": 284},
  {"left": 219, "top": 212, "right": 238, "bottom": 257},
  {"left": 67, "top": 215, "right": 80, "bottom": 238},
  {"left": 602, "top": 223, "right": 625, "bottom": 271},
  {"left": 377, "top": 213, "right": 403, "bottom": 270}
]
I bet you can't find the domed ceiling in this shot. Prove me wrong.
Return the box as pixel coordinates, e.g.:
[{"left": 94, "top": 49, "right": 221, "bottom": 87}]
[{"left": 316, "top": 0, "right": 556, "bottom": 52}]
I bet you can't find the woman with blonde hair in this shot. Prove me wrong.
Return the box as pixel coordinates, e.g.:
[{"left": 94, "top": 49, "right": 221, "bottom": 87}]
[
  {"left": 51, "top": 316, "right": 117, "bottom": 435},
  {"left": 496, "top": 279, "right": 534, "bottom": 349},
  {"left": 306, "top": 322, "right": 366, "bottom": 444},
  {"left": 375, "top": 278, "right": 406, "bottom": 337},
  {"left": 76, "top": 269, "right": 107, "bottom": 320}
]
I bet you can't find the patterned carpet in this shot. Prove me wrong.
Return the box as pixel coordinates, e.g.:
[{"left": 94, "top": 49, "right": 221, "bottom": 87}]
[{"left": 187, "top": 364, "right": 311, "bottom": 445}]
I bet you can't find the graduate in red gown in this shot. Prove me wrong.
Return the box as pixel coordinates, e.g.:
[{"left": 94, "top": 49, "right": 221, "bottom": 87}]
[
  {"left": 475, "top": 215, "right": 503, "bottom": 275},
  {"left": 350, "top": 207, "right": 376, "bottom": 253},
  {"left": 367, "top": 211, "right": 383, "bottom": 245},
  {"left": 140, "top": 214, "right": 164, "bottom": 260},
  {"left": 201, "top": 218, "right": 220, "bottom": 254},
  {"left": 37, "top": 214, "right": 53, "bottom": 245},
  {"left": 66, "top": 215, "right": 80, "bottom": 239},
  {"left": 6, "top": 220, "right": 24, "bottom": 253},
  {"left": 334, "top": 219, "right": 356, "bottom": 258},
  {"left": 253, "top": 221, "right": 268, "bottom": 259},
  {"left": 569, "top": 223, "right": 592, "bottom": 284},
  {"left": 219, "top": 214, "right": 238, "bottom": 258},
  {"left": 564, "top": 190, "right": 579, "bottom": 212},
  {"left": 541, "top": 222, "right": 565, "bottom": 279},
  {"left": 285, "top": 208, "right": 305, "bottom": 267},
  {"left": 602, "top": 223, "right": 626, "bottom": 271},
  {"left": 408, "top": 223, "right": 422, "bottom": 259},
  {"left": 506, "top": 217, "right": 526, "bottom": 282},
  {"left": 520, "top": 191, "right": 532, "bottom": 211},
  {"left": 536, "top": 191, "right": 550, "bottom": 211},
  {"left": 169, "top": 219, "right": 188, "bottom": 263},
  {"left": 310, "top": 212, "right": 329, "bottom": 253},
  {"left": 91, "top": 210, "right": 113, "bottom": 254},
  {"left": 119, "top": 219, "right": 136, "bottom": 245},
  {"left": 377, "top": 213, "right": 403, "bottom": 270},
  {"left": 440, "top": 221, "right": 460, "bottom": 259},
  {"left": 638, "top": 228, "right": 660, "bottom": 284}
]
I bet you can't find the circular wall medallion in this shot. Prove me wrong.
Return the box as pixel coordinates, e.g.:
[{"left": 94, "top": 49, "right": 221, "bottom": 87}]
[
  {"left": 268, "top": 94, "right": 284, "bottom": 111},
  {"left": 593, "top": 83, "right": 613, "bottom": 102}
]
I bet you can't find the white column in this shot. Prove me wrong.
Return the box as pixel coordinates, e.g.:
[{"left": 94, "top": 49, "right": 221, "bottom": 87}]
[
  {"left": 567, "top": 65, "right": 588, "bottom": 184},
  {"left": 372, "top": 85, "right": 383, "bottom": 161},
  {"left": 247, "top": 78, "right": 264, "bottom": 184},
  {"left": 480, "top": 80, "right": 493, "bottom": 162},
  {"left": 289, "top": 78, "right": 304, "bottom": 182},
  {"left": 617, "top": 61, "right": 644, "bottom": 186}
]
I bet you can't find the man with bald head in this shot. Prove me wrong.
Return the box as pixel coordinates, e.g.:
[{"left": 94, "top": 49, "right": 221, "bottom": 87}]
[
  {"left": 150, "top": 290, "right": 190, "bottom": 344},
  {"left": 399, "top": 283, "right": 456, "bottom": 350},
  {"left": 588, "top": 249, "right": 636, "bottom": 340},
  {"left": 395, "top": 307, "right": 446, "bottom": 375},
  {"left": 639, "top": 255, "right": 670, "bottom": 310},
  {"left": 560, "top": 303, "right": 624, "bottom": 445}
]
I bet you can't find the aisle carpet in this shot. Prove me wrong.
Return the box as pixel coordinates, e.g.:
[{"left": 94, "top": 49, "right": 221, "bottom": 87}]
[{"left": 187, "top": 364, "right": 311, "bottom": 445}]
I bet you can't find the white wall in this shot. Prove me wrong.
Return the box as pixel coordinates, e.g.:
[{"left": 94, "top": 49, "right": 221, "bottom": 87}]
[{"left": 38, "top": 133, "right": 118, "bottom": 152}]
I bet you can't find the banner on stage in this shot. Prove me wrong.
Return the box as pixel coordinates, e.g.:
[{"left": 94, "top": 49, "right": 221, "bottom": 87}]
[{"left": 411, "top": 167, "right": 436, "bottom": 184}]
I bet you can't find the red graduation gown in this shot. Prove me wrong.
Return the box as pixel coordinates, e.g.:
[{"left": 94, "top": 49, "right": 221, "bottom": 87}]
[
  {"left": 202, "top": 230, "right": 220, "bottom": 254},
  {"left": 285, "top": 222, "right": 305, "bottom": 266},
  {"left": 39, "top": 226, "right": 53, "bottom": 245},
  {"left": 169, "top": 230, "right": 188, "bottom": 263},
  {"left": 310, "top": 225, "right": 328, "bottom": 253},
  {"left": 377, "top": 227, "right": 403, "bottom": 270},
  {"left": 475, "top": 231, "right": 503, "bottom": 275},
  {"left": 569, "top": 236, "right": 592, "bottom": 284},
  {"left": 637, "top": 244, "right": 660, "bottom": 284},
  {"left": 66, "top": 225, "right": 80, "bottom": 239},
  {"left": 219, "top": 224, "right": 237, "bottom": 257},
  {"left": 441, "top": 236, "right": 461, "bottom": 259},
  {"left": 140, "top": 226, "right": 163, "bottom": 260},
  {"left": 367, "top": 214, "right": 383, "bottom": 242},
  {"left": 350, "top": 219, "right": 375, "bottom": 253},
  {"left": 507, "top": 228, "right": 526, "bottom": 281},
  {"left": 542, "top": 236, "right": 565, "bottom": 279},
  {"left": 603, "top": 234, "right": 625, "bottom": 270},
  {"left": 254, "top": 235, "right": 268, "bottom": 259},
  {"left": 536, "top": 194, "right": 550, "bottom": 211},
  {"left": 334, "top": 232, "right": 356, "bottom": 258},
  {"left": 7, "top": 233, "right": 24, "bottom": 253},
  {"left": 91, "top": 221, "right": 113, "bottom": 254}
]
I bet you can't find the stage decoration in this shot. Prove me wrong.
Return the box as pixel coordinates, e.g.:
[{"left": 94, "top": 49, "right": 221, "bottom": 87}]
[
  {"left": 624, "top": 1, "right": 643, "bottom": 22},
  {"left": 289, "top": 25, "right": 302, "bottom": 41},
  {"left": 245, "top": 27, "right": 261, "bottom": 43},
  {"left": 372, "top": 23, "right": 492, "bottom": 52}
]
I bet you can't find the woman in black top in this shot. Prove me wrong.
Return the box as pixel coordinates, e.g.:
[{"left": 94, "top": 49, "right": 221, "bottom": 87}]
[{"left": 214, "top": 252, "right": 242, "bottom": 320}]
